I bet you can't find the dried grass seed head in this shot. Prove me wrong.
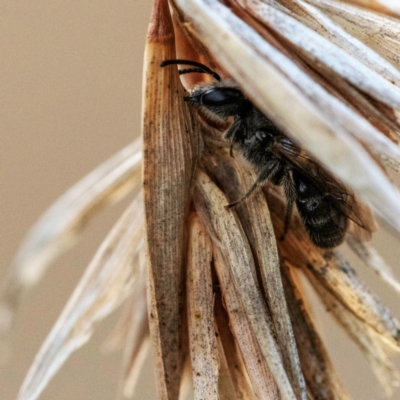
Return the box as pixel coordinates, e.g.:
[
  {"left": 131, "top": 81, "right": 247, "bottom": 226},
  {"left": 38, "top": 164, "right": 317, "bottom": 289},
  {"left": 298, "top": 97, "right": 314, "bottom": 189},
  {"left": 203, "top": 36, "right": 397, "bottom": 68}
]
[{"left": 3, "top": 0, "right": 400, "bottom": 399}]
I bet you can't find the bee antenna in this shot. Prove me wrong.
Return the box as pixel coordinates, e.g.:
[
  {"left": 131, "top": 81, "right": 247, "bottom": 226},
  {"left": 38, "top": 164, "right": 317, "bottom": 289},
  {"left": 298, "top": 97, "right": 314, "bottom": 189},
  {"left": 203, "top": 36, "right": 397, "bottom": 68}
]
[{"left": 160, "top": 59, "right": 221, "bottom": 81}]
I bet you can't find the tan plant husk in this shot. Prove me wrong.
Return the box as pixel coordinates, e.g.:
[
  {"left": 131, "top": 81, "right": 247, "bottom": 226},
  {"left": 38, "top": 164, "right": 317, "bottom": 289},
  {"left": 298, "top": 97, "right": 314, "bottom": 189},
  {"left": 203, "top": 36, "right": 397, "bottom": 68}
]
[{"left": 141, "top": 0, "right": 200, "bottom": 397}]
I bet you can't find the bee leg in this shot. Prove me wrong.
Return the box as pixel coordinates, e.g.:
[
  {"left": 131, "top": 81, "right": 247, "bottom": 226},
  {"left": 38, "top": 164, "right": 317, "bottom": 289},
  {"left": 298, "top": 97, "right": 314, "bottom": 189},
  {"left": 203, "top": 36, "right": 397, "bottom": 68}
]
[
  {"left": 225, "top": 119, "right": 244, "bottom": 158},
  {"left": 227, "top": 161, "right": 278, "bottom": 208},
  {"left": 229, "top": 139, "right": 234, "bottom": 158},
  {"left": 226, "top": 180, "right": 259, "bottom": 208},
  {"left": 280, "top": 174, "right": 296, "bottom": 242},
  {"left": 281, "top": 199, "right": 294, "bottom": 242}
]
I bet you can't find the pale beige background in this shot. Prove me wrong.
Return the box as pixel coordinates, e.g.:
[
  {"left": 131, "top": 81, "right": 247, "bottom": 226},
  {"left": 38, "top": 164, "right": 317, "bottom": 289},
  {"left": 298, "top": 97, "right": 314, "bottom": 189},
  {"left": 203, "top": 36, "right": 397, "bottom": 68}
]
[{"left": 2, "top": 1, "right": 400, "bottom": 399}]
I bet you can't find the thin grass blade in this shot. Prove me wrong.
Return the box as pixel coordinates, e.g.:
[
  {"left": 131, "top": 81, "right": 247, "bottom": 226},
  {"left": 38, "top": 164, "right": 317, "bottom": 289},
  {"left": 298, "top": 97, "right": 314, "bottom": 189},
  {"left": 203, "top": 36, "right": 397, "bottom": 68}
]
[{"left": 118, "top": 285, "right": 150, "bottom": 399}]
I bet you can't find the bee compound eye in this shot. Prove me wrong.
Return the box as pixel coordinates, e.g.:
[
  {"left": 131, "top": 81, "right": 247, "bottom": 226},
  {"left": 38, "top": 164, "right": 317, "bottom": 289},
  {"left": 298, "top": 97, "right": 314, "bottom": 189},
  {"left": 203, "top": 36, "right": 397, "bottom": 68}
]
[{"left": 201, "top": 88, "right": 242, "bottom": 106}]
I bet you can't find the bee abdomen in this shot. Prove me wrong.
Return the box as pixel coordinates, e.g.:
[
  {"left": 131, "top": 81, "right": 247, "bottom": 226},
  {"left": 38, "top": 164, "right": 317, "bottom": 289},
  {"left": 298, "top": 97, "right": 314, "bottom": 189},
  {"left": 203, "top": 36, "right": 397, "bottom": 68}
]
[
  {"left": 299, "top": 204, "right": 348, "bottom": 248},
  {"left": 294, "top": 172, "right": 348, "bottom": 248}
]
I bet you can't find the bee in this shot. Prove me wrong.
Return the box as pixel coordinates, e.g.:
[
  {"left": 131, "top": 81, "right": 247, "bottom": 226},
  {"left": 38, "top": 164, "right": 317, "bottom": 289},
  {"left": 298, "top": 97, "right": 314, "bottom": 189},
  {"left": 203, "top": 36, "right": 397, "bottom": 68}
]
[{"left": 161, "top": 59, "right": 373, "bottom": 248}]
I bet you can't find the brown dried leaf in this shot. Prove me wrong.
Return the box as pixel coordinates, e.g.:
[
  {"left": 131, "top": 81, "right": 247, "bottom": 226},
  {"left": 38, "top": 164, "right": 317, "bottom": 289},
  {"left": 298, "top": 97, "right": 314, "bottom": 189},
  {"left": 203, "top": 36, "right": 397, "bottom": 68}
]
[
  {"left": 18, "top": 195, "right": 144, "bottom": 400},
  {"left": 242, "top": 0, "right": 400, "bottom": 108},
  {"left": 194, "top": 170, "right": 297, "bottom": 399},
  {"left": 212, "top": 245, "right": 280, "bottom": 400},
  {"left": 187, "top": 214, "right": 219, "bottom": 400},
  {"left": 237, "top": 170, "right": 306, "bottom": 395},
  {"left": 142, "top": 0, "right": 200, "bottom": 398},
  {"left": 246, "top": 0, "right": 400, "bottom": 142},
  {"left": 309, "top": 0, "right": 400, "bottom": 66},
  {"left": 205, "top": 150, "right": 305, "bottom": 397},
  {"left": 267, "top": 0, "right": 400, "bottom": 84}
]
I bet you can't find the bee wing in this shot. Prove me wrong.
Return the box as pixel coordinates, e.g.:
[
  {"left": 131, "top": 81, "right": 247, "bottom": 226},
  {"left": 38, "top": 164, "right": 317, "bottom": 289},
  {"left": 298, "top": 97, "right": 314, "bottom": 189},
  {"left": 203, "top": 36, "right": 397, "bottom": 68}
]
[
  {"left": 347, "top": 204, "right": 377, "bottom": 242},
  {"left": 275, "top": 138, "right": 376, "bottom": 238}
]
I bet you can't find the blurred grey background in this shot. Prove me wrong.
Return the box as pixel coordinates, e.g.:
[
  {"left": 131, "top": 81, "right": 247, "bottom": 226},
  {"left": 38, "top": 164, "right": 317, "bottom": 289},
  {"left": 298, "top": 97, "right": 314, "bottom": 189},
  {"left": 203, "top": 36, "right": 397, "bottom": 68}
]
[{"left": 2, "top": 1, "right": 400, "bottom": 399}]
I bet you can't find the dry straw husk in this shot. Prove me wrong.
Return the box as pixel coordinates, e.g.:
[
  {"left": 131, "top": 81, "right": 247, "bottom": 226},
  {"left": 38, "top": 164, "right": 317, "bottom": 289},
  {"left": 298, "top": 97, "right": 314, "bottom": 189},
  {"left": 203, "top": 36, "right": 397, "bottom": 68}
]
[{"left": 3, "top": 0, "right": 400, "bottom": 399}]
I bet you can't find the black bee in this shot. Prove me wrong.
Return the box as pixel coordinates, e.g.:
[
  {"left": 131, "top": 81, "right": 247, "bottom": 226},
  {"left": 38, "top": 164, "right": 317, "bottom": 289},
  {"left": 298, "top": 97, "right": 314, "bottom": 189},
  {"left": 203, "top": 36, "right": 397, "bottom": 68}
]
[{"left": 161, "top": 59, "right": 372, "bottom": 248}]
